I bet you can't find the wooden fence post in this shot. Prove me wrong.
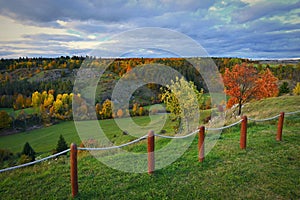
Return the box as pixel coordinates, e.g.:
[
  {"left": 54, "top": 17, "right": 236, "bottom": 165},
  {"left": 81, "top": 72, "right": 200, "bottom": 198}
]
[
  {"left": 240, "top": 116, "right": 247, "bottom": 149},
  {"left": 276, "top": 112, "right": 285, "bottom": 141},
  {"left": 198, "top": 126, "right": 205, "bottom": 162},
  {"left": 70, "top": 143, "right": 78, "bottom": 197},
  {"left": 147, "top": 130, "right": 155, "bottom": 174}
]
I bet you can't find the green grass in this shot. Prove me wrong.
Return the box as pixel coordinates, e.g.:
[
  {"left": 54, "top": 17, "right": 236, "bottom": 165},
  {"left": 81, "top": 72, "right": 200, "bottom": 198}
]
[
  {"left": 0, "top": 96, "right": 299, "bottom": 199},
  {"left": 0, "top": 113, "right": 299, "bottom": 199},
  {"left": 226, "top": 95, "right": 300, "bottom": 124},
  {"left": 0, "top": 107, "right": 35, "bottom": 115},
  {"left": 0, "top": 115, "right": 174, "bottom": 155}
]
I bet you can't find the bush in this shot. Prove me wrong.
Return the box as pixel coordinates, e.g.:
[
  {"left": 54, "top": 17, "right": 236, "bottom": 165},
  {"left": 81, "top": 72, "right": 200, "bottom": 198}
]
[
  {"left": 55, "top": 134, "right": 68, "bottom": 154},
  {"left": 18, "top": 154, "right": 32, "bottom": 164},
  {"left": 0, "top": 149, "right": 14, "bottom": 162},
  {"left": 21, "top": 142, "right": 36, "bottom": 161},
  {"left": 279, "top": 82, "right": 290, "bottom": 95}
]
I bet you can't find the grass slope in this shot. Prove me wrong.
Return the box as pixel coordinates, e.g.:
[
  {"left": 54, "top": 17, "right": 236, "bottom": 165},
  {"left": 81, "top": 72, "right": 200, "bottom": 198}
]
[
  {"left": 0, "top": 113, "right": 299, "bottom": 199},
  {"left": 0, "top": 96, "right": 299, "bottom": 199},
  {"left": 0, "top": 115, "right": 175, "bottom": 155}
]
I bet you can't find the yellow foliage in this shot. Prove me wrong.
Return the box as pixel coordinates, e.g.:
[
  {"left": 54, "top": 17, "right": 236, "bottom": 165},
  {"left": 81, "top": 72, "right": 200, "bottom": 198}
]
[{"left": 293, "top": 82, "right": 300, "bottom": 95}]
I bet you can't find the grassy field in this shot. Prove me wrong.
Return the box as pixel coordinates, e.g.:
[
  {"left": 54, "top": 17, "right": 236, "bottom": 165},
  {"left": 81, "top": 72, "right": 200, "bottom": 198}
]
[
  {"left": 0, "top": 114, "right": 176, "bottom": 155},
  {"left": 0, "top": 96, "right": 299, "bottom": 199},
  {"left": 0, "top": 112, "right": 299, "bottom": 199}
]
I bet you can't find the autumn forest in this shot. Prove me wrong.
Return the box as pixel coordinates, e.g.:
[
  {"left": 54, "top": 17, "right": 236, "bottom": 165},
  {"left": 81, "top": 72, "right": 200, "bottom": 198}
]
[{"left": 0, "top": 56, "right": 300, "bottom": 133}]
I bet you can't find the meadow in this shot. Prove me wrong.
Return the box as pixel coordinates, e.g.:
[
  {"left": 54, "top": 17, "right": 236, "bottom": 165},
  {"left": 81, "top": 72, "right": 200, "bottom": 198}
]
[{"left": 0, "top": 96, "right": 299, "bottom": 199}]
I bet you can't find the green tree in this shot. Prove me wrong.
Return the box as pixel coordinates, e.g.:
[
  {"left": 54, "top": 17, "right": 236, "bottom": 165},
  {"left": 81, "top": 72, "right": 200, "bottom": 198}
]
[
  {"left": 279, "top": 82, "right": 290, "bottom": 95},
  {"left": 56, "top": 134, "right": 68, "bottom": 154},
  {"left": 21, "top": 142, "right": 36, "bottom": 162},
  {"left": 160, "top": 76, "right": 203, "bottom": 132}
]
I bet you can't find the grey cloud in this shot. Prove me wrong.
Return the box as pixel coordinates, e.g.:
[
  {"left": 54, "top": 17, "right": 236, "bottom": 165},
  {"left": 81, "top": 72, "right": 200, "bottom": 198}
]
[
  {"left": 0, "top": 0, "right": 215, "bottom": 24},
  {"left": 232, "top": 1, "right": 300, "bottom": 23},
  {"left": 22, "top": 33, "right": 84, "bottom": 42}
]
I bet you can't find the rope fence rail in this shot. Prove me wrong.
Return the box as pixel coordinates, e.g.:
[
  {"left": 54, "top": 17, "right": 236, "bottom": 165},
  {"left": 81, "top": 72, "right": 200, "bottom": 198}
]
[
  {"left": 0, "top": 109, "right": 299, "bottom": 197},
  {"left": 0, "top": 149, "right": 70, "bottom": 173},
  {"left": 77, "top": 134, "right": 148, "bottom": 151}
]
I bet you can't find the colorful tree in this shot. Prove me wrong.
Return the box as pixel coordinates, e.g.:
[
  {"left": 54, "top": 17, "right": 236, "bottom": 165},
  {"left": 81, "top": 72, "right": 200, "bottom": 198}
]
[
  {"left": 255, "top": 68, "right": 279, "bottom": 99},
  {"left": 160, "top": 76, "right": 203, "bottom": 132},
  {"left": 116, "top": 109, "right": 124, "bottom": 118},
  {"left": 293, "top": 82, "right": 300, "bottom": 95},
  {"left": 100, "top": 99, "right": 112, "bottom": 119},
  {"left": 0, "top": 110, "right": 11, "bottom": 129},
  {"left": 223, "top": 64, "right": 278, "bottom": 115},
  {"left": 14, "top": 93, "right": 24, "bottom": 110},
  {"left": 32, "top": 91, "right": 41, "bottom": 108}
]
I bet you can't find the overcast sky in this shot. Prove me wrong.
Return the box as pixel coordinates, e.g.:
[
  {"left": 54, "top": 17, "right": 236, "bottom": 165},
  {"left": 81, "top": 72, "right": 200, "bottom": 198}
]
[{"left": 0, "top": 0, "right": 299, "bottom": 59}]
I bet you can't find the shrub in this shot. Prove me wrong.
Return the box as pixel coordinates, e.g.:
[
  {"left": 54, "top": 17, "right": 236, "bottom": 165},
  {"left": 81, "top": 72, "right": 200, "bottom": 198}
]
[
  {"left": 279, "top": 82, "right": 290, "bottom": 95},
  {"left": 0, "top": 149, "right": 14, "bottom": 162},
  {"left": 18, "top": 154, "right": 32, "bottom": 164},
  {"left": 56, "top": 134, "right": 68, "bottom": 154},
  {"left": 21, "top": 142, "right": 36, "bottom": 161}
]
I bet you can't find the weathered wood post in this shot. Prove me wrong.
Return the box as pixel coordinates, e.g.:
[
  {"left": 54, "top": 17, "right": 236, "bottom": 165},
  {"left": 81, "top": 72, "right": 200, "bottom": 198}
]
[
  {"left": 198, "top": 126, "right": 205, "bottom": 162},
  {"left": 276, "top": 112, "right": 285, "bottom": 141},
  {"left": 70, "top": 143, "right": 78, "bottom": 197},
  {"left": 240, "top": 116, "right": 247, "bottom": 149},
  {"left": 147, "top": 130, "right": 155, "bottom": 174}
]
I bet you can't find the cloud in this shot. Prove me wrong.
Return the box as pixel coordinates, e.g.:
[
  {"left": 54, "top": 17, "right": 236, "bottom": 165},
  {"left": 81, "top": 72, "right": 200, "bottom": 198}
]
[
  {"left": 0, "top": 0, "right": 299, "bottom": 59},
  {"left": 0, "top": 0, "right": 215, "bottom": 24},
  {"left": 22, "top": 33, "right": 84, "bottom": 42},
  {"left": 232, "top": 1, "right": 300, "bottom": 23}
]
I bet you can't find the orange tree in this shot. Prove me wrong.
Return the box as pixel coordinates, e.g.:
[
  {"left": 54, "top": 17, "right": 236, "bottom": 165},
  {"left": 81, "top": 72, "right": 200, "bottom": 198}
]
[{"left": 223, "top": 63, "right": 278, "bottom": 115}]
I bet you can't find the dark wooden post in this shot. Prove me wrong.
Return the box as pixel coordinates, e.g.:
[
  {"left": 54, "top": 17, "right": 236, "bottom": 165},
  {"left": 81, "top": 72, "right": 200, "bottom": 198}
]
[
  {"left": 147, "top": 130, "right": 155, "bottom": 174},
  {"left": 198, "top": 126, "right": 205, "bottom": 162},
  {"left": 70, "top": 143, "right": 78, "bottom": 197},
  {"left": 240, "top": 116, "right": 247, "bottom": 149},
  {"left": 276, "top": 112, "right": 285, "bottom": 141}
]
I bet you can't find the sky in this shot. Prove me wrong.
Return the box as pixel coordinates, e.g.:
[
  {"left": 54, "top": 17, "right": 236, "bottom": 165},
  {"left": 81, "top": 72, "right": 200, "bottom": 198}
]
[{"left": 0, "top": 0, "right": 299, "bottom": 59}]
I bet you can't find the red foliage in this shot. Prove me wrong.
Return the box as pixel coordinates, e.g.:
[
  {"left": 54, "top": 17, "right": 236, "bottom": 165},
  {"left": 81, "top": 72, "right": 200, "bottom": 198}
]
[{"left": 223, "top": 64, "right": 278, "bottom": 115}]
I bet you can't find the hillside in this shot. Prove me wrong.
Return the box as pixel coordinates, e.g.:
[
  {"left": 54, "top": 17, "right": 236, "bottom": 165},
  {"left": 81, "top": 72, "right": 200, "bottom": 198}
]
[{"left": 0, "top": 96, "right": 299, "bottom": 199}]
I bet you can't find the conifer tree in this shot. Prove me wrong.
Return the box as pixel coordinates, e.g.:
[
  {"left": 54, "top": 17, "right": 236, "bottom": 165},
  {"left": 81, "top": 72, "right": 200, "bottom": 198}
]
[
  {"left": 56, "top": 134, "right": 68, "bottom": 153},
  {"left": 21, "top": 142, "right": 36, "bottom": 161}
]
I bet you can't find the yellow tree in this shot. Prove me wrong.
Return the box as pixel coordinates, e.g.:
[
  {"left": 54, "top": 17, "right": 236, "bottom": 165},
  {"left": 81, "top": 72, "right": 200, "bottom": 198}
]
[
  {"left": 14, "top": 93, "right": 24, "bottom": 110},
  {"left": 293, "top": 82, "right": 300, "bottom": 95},
  {"left": 32, "top": 91, "right": 42, "bottom": 111},
  {"left": 0, "top": 110, "right": 11, "bottom": 129}
]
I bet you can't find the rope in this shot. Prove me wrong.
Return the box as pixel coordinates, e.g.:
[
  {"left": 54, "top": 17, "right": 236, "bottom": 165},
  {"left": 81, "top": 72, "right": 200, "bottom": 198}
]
[
  {"left": 78, "top": 134, "right": 148, "bottom": 151},
  {"left": 0, "top": 149, "right": 70, "bottom": 173},
  {"left": 285, "top": 110, "right": 300, "bottom": 116},
  {"left": 154, "top": 129, "right": 198, "bottom": 139},
  {"left": 248, "top": 114, "right": 280, "bottom": 122},
  {"left": 206, "top": 119, "right": 243, "bottom": 131}
]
